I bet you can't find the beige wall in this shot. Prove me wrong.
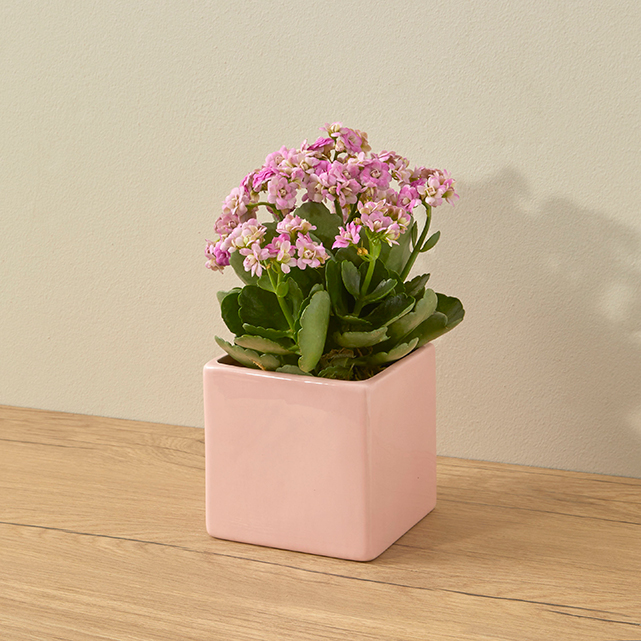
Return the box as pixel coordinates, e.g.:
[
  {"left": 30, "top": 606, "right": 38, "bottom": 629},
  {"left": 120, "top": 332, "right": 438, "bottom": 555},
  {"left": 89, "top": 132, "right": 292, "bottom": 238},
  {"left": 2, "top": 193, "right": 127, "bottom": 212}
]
[{"left": 2, "top": 1, "right": 640, "bottom": 477}]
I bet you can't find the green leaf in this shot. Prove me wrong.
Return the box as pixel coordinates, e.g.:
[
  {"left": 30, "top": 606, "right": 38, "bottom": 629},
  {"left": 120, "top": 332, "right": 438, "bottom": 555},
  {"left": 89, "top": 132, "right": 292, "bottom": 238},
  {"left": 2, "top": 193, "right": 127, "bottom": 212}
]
[
  {"left": 297, "top": 290, "right": 331, "bottom": 373},
  {"left": 388, "top": 289, "right": 438, "bottom": 342},
  {"left": 242, "top": 324, "right": 293, "bottom": 340},
  {"left": 293, "top": 202, "right": 341, "bottom": 248},
  {"left": 216, "top": 289, "right": 234, "bottom": 305},
  {"left": 334, "top": 326, "right": 388, "bottom": 348},
  {"left": 363, "top": 293, "right": 415, "bottom": 327},
  {"left": 407, "top": 312, "right": 449, "bottom": 347},
  {"left": 287, "top": 264, "right": 320, "bottom": 298},
  {"left": 238, "top": 285, "right": 289, "bottom": 331},
  {"left": 388, "top": 269, "right": 405, "bottom": 295},
  {"left": 215, "top": 336, "right": 280, "bottom": 371},
  {"left": 285, "top": 278, "right": 303, "bottom": 319},
  {"left": 257, "top": 271, "right": 275, "bottom": 293},
  {"left": 318, "top": 349, "right": 355, "bottom": 370},
  {"left": 318, "top": 365, "right": 352, "bottom": 380},
  {"left": 219, "top": 289, "right": 244, "bottom": 336},
  {"left": 341, "top": 260, "right": 361, "bottom": 298},
  {"left": 405, "top": 273, "right": 430, "bottom": 298},
  {"left": 275, "top": 280, "right": 289, "bottom": 298},
  {"left": 368, "top": 337, "right": 419, "bottom": 364},
  {"left": 325, "top": 259, "right": 348, "bottom": 316},
  {"left": 275, "top": 364, "right": 312, "bottom": 376},
  {"left": 334, "top": 246, "right": 362, "bottom": 265},
  {"left": 405, "top": 294, "right": 465, "bottom": 346},
  {"left": 234, "top": 334, "right": 296, "bottom": 355},
  {"left": 339, "top": 314, "right": 373, "bottom": 329},
  {"left": 436, "top": 293, "right": 465, "bottom": 327},
  {"left": 295, "top": 282, "right": 324, "bottom": 334},
  {"left": 420, "top": 230, "right": 440, "bottom": 253},
  {"left": 230, "top": 251, "right": 258, "bottom": 285},
  {"left": 362, "top": 278, "right": 396, "bottom": 304}
]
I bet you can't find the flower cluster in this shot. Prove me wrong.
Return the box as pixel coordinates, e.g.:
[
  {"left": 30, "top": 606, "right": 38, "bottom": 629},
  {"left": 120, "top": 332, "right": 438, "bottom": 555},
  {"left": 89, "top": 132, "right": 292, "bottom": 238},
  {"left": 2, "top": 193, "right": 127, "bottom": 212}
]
[
  {"left": 333, "top": 200, "right": 413, "bottom": 250},
  {"left": 205, "top": 123, "right": 458, "bottom": 274},
  {"left": 207, "top": 214, "right": 329, "bottom": 278}
]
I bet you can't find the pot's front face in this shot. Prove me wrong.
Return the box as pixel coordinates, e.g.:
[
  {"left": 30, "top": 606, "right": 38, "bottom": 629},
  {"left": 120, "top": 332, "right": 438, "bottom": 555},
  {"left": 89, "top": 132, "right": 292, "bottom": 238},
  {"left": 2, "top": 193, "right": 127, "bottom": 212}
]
[{"left": 203, "top": 344, "right": 436, "bottom": 561}]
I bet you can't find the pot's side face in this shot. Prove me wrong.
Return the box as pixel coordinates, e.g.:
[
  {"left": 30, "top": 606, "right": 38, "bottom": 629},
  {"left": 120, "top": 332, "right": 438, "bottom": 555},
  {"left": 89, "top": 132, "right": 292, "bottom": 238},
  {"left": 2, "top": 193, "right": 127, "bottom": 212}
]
[
  {"left": 366, "top": 344, "right": 437, "bottom": 556},
  {"left": 203, "top": 344, "right": 436, "bottom": 561},
  {"left": 204, "top": 363, "right": 370, "bottom": 559}
]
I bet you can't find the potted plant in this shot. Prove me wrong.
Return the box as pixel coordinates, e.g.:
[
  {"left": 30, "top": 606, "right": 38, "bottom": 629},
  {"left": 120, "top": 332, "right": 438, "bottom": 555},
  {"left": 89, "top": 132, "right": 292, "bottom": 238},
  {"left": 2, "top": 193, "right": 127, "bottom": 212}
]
[{"left": 203, "top": 123, "right": 464, "bottom": 561}]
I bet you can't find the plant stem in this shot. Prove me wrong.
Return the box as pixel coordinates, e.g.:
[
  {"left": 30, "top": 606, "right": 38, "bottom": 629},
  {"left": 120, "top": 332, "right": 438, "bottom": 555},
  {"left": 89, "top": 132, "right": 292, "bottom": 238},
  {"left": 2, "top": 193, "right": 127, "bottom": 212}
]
[
  {"left": 399, "top": 203, "right": 431, "bottom": 281},
  {"left": 361, "top": 242, "right": 381, "bottom": 294},
  {"left": 334, "top": 197, "right": 343, "bottom": 222},
  {"left": 353, "top": 240, "right": 381, "bottom": 315},
  {"left": 268, "top": 269, "right": 295, "bottom": 331},
  {"left": 347, "top": 195, "right": 362, "bottom": 223}
]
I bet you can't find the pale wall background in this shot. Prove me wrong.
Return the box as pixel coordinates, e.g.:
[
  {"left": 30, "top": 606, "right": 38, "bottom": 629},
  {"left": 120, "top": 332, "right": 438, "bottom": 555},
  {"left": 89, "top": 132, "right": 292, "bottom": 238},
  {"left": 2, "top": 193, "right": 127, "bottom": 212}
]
[{"left": 2, "top": 1, "right": 640, "bottom": 477}]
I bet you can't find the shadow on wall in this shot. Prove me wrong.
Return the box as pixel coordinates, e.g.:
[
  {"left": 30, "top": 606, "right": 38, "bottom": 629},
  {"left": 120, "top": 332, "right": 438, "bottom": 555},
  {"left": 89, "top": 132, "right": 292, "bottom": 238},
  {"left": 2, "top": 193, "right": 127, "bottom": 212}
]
[{"left": 433, "top": 168, "right": 641, "bottom": 478}]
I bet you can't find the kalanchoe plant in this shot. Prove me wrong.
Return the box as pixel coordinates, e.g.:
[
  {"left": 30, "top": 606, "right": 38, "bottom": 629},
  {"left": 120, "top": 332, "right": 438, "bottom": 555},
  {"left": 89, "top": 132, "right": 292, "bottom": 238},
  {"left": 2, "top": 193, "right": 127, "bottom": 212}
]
[{"left": 205, "top": 123, "right": 464, "bottom": 380}]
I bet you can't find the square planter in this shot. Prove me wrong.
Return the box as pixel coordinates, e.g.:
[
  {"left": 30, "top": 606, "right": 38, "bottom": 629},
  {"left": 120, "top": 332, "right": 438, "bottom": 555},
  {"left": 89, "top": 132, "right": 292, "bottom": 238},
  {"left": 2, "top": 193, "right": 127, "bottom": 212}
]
[{"left": 203, "top": 343, "right": 436, "bottom": 561}]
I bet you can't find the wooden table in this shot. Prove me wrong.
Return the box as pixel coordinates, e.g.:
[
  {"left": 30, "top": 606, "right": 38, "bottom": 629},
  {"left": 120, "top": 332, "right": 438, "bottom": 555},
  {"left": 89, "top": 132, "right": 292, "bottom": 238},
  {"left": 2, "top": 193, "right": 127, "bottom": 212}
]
[{"left": 1, "top": 405, "right": 640, "bottom": 640}]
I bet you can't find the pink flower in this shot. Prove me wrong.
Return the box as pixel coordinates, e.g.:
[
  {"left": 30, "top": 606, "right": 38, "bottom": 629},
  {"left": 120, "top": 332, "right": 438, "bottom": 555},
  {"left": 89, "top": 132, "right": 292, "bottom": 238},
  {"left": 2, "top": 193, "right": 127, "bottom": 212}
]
[
  {"left": 416, "top": 169, "right": 458, "bottom": 207},
  {"left": 333, "top": 222, "right": 362, "bottom": 249},
  {"left": 410, "top": 166, "right": 430, "bottom": 182},
  {"left": 264, "top": 146, "right": 289, "bottom": 168},
  {"left": 222, "top": 187, "right": 250, "bottom": 219},
  {"left": 301, "top": 172, "right": 325, "bottom": 204},
  {"left": 295, "top": 234, "right": 329, "bottom": 270},
  {"left": 240, "top": 242, "right": 270, "bottom": 278},
  {"left": 293, "top": 147, "right": 322, "bottom": 176},
  {"left": 276, "top": 214, "right": 316, "bottom": 236},
  {"left": 438, "top": 169, "right": 459, "bottom": 205},
  {"left": 307, "top": 136, "right": 334, "bottom": 153},
  {"left": 380, "top": 223, "right": 401, "bottom": 246},
  {"left": 343, "top": 155, "right": 366, "bottom": 178},
  {"left": 379, "top": 151, "right": 412, "bottom": 184},
  {"left": 214, "top": 212, "right": 240, "bottom": 239},
  {"left": 361, "top": 210, "right": 395, "bottom": 234},
  {"left": 310, "top": 163, "right": 361, "bottom": 215},
  {"left": 360, "top": 159, "right": 391, "bottom": 190},
  {"left": 266, "top": 234, "right": 296, "bottom": 274},
  {"left": 267, "top": 175, "right": 298, "bottom": 211},
  {"left": 240, "top": 171, "right": 260, "bottom": 197},
  {"left": 421, "top": 175, "right": 444, "bottom": 207},
  {"left": 205, "top": 239, "right": 230, "bottom": 271},
  {"left": 358, "top": 201, "right": 400, "bottom": 245},
  {"left": 278, "top": 147, "right": 308, "bottom": 180},
  {"left": 386, "top": 206, "right": 412, "bottom": 233},
  {"left": 312, "top": 159, "right": 331, "bottom": 175},
  {"left": 358, "top": 200, "right": 388, "bottom": 219},
  {"left": 339, "top": 127, "right": 370, "bottom": 154},
  {"left": 251, "top": 166, "right": 278, "bottom": 191},
  {"left": 397, "top": 185, "right": 419, "bottom": 211},
  {"left": 323, "top": 123, "right": 371, "bottom": 155},
  {"left": 221, "top": 218, "right": 266, "bottom": 252},
  {"left": 335, "top": 180, "right": 360, "bottom": 214},
  {"left": 323, "top": 122, "right": 343, "bottom": 137}
]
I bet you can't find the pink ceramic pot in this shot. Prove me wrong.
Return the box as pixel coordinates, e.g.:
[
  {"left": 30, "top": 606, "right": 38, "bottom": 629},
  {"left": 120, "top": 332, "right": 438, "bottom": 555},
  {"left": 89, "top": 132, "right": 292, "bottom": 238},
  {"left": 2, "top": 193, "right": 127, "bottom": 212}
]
[{"left": 203, "top": 343, "right": 436, "bottom": 561}]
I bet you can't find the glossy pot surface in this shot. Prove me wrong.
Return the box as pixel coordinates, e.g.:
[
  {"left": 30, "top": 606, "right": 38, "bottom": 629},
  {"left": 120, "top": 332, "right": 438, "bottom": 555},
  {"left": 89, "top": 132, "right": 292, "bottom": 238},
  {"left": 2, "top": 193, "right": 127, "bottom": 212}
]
[{"left": 203, "top": 343, "right": 436, "bottom": 561}]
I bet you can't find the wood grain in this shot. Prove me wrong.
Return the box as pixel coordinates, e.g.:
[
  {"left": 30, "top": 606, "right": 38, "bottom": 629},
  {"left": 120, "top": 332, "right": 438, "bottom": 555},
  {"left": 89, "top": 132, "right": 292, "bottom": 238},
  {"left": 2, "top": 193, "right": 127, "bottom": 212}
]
[{"left": 1, "top": 404, "right": 640, "bottom": 640}]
